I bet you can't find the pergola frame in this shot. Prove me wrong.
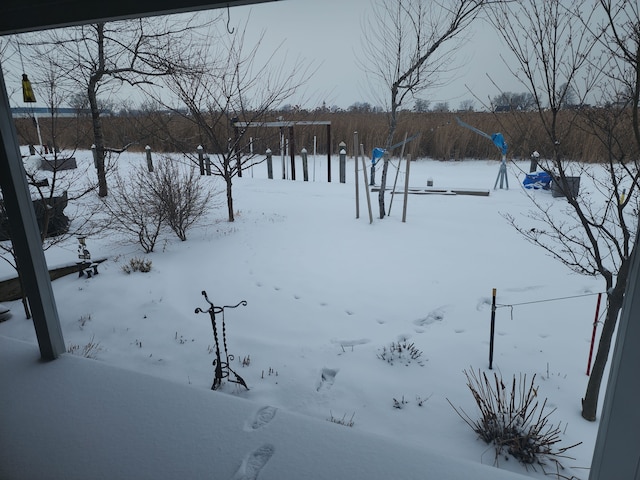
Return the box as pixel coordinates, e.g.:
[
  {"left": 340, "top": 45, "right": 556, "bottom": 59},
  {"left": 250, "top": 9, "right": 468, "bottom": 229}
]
[{"left": 234, "top": 120, "right": 332, "bottom": 181}]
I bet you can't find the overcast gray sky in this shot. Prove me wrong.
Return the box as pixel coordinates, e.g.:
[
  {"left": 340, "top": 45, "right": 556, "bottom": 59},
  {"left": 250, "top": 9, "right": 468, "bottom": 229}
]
[
  {"left": 2, "top": 0, "right": 519, "bottom": 111},
  {"left": 234, "top": 0, "right": 517, "bottom": 111}
]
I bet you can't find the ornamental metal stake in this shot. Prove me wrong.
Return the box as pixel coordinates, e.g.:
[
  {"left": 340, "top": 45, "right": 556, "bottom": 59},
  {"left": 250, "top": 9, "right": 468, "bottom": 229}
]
[{"left": 194, "top": 290, "right": 248, "bottom": 391}]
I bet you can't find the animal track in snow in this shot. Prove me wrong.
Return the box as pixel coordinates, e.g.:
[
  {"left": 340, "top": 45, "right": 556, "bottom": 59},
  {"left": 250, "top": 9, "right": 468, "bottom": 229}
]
[
  {"left": 476, "top": 297, "right": 492, "bottom": 310},
  {"left": 414, "top": 307, "right": 445, "bottom": 327},
  {"left": 505, "top": 285, "right": 544, "bottom": 293},
  {"left": 232, "top": 444, "right": 275, "bottom": 480},
  {"left": 246, "top": 406, "right": 278, "bottom": 431}
]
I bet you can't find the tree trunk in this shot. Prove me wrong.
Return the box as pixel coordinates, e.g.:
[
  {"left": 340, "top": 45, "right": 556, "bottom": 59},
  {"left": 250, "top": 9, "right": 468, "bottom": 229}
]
[
  {"left": 88, "top": 83, "right": 108, "bottom": 197},
  {"left": 89, "top": 23, "right": 108, "bottom": 197},
  {"left": 225, "top": 171, "right": 234, "bottom": 222},
  {"left": 379, "top": 98, "right": 398, "bottom": 219},
  {"left": 581, "top": 275, "right": 627, "bottom": 421},
  {"left": 378, "top": 156, "right": 390, "bottom": 219}
]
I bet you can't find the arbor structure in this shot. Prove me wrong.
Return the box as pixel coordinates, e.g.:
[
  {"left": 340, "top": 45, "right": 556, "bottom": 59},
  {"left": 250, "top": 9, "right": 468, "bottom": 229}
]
[
  {"left": 359, "top": 0, "right": 487, "bottom": 218},
  {"left": 490, "top": 0, "right": 640, "bottom": 421}
]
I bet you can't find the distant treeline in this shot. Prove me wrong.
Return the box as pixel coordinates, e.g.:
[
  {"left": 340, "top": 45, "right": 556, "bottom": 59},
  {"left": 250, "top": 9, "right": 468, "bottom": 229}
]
[{"left": 14, "top": 109, "right": 635, "bottom": 163}]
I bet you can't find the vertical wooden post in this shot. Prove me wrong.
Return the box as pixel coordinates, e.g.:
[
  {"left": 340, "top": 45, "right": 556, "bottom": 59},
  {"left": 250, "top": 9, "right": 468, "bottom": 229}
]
[
  {"left": 339, "top": 142, "right": 346, "bottom": 183},
  {"left": 389, "top": 132, "right": 408, "bottom": 216},
  {"left": 289, "top": 125, "right": 296, "bottom": 181},
  {"left": 280, "top": 128, "right": 286, "bottom": 180},
  {"left": 0, "top": 66, "right": 65, "bottom": 359},
  {"left": 402, "top": 154, "right": 411, "bottom": 223},
  {"left": 360, "top": 143, "right": 373, "bottom": 224},
  {"left": 91, "top": 144, "right": 98, "bottom": 169},
  {"left": 489, "top": 288, "right": 497, "bottom": 369},
  {"left": 354, "top": 131, "right": 360, "bottom": 219},
  {"left": 301, "top": 148, "right": 308, "bottom": 181},
  {"left": 326, "top": 123, "right": 331, "bottom": 182},
  {"left": 197, "top": 145, "right": 204, "bottom": 175},
  {"left": 266, "top": 148, "right": 273, "bottom": 179},
  {"left": 145, "top": 145, "right": 153, "bottom": 172}
]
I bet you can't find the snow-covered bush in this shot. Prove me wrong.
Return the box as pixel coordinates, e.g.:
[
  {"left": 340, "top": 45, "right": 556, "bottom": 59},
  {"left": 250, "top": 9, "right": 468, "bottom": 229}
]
[
  {"left": 376, "top": 340, "right": 424, "bottom": 366},
  {"left": 103, "top": 157, "right": 219, "bottom": 252},
  {"left": 449, "top": 369, "right": 581, "bottom": 473},
  {"left": 122, "top": 257, "right": 152, "bottom": 274}
]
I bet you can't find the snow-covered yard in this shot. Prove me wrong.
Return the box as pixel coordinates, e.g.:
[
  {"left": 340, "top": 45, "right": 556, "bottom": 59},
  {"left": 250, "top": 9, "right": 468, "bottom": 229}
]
[{"left": 0, "top": 151, "right": 606, "bottom": 478}]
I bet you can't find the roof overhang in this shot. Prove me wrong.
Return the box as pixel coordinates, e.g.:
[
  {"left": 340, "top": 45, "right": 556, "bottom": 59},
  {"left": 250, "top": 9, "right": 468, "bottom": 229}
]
[{"left": 0, "top": 0, "right": 277, "bottom": 35}]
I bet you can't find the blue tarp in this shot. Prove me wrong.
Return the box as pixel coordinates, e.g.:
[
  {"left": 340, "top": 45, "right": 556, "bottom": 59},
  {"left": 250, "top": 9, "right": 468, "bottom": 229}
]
[
  {"left": 372, "top": 147, "right": 385, "bottom": 165},
  {"left": 491, "top": 133, "right": 508, "bottom": 155},
  {"left": 523, "top": 171, "right": 552, "bottom": 189}
]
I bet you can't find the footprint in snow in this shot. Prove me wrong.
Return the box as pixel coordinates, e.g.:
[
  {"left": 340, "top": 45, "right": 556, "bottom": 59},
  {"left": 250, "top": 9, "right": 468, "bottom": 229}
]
[
  {"left": 414, "top": 307, "right": 445, "bottom": 327},
  {"left": 316, "top": 367, "right": 339, "bottom": 392},
  {"left": 246, "top": 406, "right": 277, "bottom": 431},
  {"left": 232, "top": 444, "right": 275, "bottom": 480},
  {"left": 476, "top": 297, "right": 492, "bottom": 311}
]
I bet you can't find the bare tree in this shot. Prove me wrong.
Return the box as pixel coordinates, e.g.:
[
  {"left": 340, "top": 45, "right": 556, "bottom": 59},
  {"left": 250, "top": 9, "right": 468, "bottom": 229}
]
[
  {"left": 157, "top": 19, "right": 312, "bottom": 222},
  {"left": 490, "top": 92, "right": 536, "bottom": 111},
  {"left": 458, "top": 98, "right": 475, "bottom": 111},
  {"left": 575, "top": 0, "right": 640, "bottom": 421},
  {"left": 489, "top": 0, "right": 640, "bottom": 421},
  {"left": 21, "top": 15, "right": 213, "bottom": 197},
  {"left": 359, "top": 0, "right": 487, "bottom": 218}
]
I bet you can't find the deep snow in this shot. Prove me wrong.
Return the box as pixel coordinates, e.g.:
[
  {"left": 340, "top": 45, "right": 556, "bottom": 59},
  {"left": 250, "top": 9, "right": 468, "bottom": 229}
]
[{"left": 0, "top": 150, "right": 607, "bottom": 478}]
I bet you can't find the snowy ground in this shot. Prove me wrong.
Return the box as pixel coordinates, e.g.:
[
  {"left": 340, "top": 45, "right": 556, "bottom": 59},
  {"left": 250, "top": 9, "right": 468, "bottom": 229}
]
[{"left": 0, "top": 150, "right": 607, "bottom": 478}]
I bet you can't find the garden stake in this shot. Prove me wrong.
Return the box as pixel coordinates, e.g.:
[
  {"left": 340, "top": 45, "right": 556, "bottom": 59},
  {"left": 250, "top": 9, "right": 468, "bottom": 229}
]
[
  {"left": 489, "top": 288, "right": 496, "bottom": 369},
  {"left": 195, "top": 290, "right": 248, "bottom": 390}
]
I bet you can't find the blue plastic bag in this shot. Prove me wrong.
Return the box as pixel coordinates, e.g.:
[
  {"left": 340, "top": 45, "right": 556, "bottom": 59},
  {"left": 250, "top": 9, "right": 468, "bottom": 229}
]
[{"left": 523, "top": 171, "right": 551, "bottom": 190}]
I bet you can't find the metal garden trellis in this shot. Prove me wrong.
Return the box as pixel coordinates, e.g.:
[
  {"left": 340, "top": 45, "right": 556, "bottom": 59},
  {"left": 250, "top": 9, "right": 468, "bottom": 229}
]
[{"left": 194, "top": 290, "right": 248, "bottom": 391}]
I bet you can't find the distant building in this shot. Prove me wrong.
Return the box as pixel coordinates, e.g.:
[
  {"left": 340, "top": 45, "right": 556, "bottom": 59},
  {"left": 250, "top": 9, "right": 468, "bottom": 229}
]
[{"left": 10, "top": 106, "right": 102, "bottom": 117}]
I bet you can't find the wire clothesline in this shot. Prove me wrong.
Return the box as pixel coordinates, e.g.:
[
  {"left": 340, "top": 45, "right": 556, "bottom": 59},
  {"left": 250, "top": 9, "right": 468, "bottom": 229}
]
[{"left": 496, "top": 291, "right": 606, "bottom": 320}]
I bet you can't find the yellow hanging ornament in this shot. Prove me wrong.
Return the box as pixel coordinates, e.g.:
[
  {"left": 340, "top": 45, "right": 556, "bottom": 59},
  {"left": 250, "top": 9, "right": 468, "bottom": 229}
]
[{"left": 22, "top": 73, "right": 36, "bottom": 103}]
